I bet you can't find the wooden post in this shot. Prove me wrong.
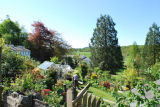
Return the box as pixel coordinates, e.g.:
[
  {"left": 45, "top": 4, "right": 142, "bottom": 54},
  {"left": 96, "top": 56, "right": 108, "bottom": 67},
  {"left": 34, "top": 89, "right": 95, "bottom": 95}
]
[
  {"left": 96, "top": 98, "right": 101, "bottom": 107},
  {"left": 67, "top": 88, "right": 73, "bottom": 107},
  {"left": 88, "top": 94, "right": 92, "bottom": 107},
  {"left": 76, "top": 98, "right": 82, "bottom": 107},
  {"left": 64, "top": 84, "right": 67, "bottom": 92},
  {"left": 63, "top": 84, "right": 67, "bottom": 107},
  {"left": 91, "top": 96, "right": 96, "bottom": 107},
  {"left": 83, "top": 91, "right": 88, "bottom": 107}
]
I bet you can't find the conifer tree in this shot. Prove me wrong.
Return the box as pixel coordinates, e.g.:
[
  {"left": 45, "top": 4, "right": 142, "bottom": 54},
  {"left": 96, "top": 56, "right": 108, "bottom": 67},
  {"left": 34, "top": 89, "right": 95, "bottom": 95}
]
[
  {"left": 89, "top": 15, "right": 123, "bottom": 72},
  {"left": 143, "top": 23, "right": 160, "bottom": 67}
]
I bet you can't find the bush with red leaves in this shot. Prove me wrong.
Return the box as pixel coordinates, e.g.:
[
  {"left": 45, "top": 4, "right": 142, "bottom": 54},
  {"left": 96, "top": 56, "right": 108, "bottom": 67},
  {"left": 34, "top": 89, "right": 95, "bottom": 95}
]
[{"left": 103, "top": 81, "right": 110, "bottom": 89}]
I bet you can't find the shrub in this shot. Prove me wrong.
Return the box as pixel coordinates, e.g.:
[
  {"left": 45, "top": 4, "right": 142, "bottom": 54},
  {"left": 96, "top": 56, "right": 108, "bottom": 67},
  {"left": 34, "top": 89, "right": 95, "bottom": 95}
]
[
  {"left": 24, "top": 60, "right": 35, "bottom": 70},
  {"left": 145, "top": 62, "right": 160, "bottom": 81},
  {"left": 42, "top": 88, "right": 63, "bottom": 106},
  {"left": 80, "top": 62, "right": 88, "bottom": 80},
  {"left": 56, "top": 80, "right": 64, "bottom": 87},
  {"left": 10, "top": 73, "right": 34, "bottom": 92},
  {"left": 123, "top": 68, "right": 138, "bottom": 89},
  {"left": 45, "top": 68, "right": 58, "bottom": 89},
  {"left": 27, "top": 67, "right": 44, "bottom": 80},
  {"left": 1, "top": 47, "right": 26, "bottom": 80},
  {"left": 41, "top": 89, "right": 51, "bottom": 98},
  {"left": 63, "top": 72, "right": 72, "bottom": 81},
  {"left": 34, "top": 79, "right": 47, "bottom": 92},
  {"left": 91, "top": 73, "right": 98, "bottom": 79},
  {"left": 50, "top": 56, "right": 59, "bottom": 64},
  {"left": 103, "top": 81, "right": 111, "bottom": 89}
]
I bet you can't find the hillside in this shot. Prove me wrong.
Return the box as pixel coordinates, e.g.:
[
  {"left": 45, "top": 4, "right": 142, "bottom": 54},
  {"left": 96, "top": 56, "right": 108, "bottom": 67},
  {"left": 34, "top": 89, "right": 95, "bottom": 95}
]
[{"left": 73, "top": 45, "right": 144, "bottom": 64}]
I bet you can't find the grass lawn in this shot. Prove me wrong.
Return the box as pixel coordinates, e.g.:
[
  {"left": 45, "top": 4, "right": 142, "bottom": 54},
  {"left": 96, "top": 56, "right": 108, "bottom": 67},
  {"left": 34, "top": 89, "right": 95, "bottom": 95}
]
[
  {"left": 76, "top": 51, "right": 91, "bottom": 58},
  {"left": 88, "top": 87, "right": 116, "bottom": 102}
]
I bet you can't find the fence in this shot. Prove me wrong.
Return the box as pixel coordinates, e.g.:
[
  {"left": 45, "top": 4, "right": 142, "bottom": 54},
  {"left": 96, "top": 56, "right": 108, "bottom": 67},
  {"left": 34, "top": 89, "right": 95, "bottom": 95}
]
[{"left": 67, "top": 83, "right": 101, "bottom": 107}]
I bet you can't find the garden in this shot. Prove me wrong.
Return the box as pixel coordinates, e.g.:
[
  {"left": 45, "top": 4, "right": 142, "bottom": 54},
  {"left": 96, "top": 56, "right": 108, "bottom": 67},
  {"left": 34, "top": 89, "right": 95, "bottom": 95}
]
[{"left": 0, "top": 14, "right": 160, "bottom": 107}]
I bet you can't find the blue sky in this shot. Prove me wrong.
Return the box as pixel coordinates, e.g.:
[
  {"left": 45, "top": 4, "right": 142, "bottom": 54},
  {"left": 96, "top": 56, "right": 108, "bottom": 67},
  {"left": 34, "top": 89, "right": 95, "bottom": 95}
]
[{"left": 0, "top": 0, "right": 160, "bottom": 48}]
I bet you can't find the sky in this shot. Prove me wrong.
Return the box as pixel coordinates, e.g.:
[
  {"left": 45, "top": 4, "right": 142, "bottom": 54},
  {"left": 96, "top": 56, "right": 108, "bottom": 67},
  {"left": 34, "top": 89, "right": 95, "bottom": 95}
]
[{"left": 0, "top": 0, "right": 160, "bottom": 48}]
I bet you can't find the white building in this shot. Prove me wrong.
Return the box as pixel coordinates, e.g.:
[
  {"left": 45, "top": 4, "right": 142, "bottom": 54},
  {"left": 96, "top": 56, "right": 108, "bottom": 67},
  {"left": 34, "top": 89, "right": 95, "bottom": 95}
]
[{"left": 9, "top": 45, "right": 31, "bottom": 57}]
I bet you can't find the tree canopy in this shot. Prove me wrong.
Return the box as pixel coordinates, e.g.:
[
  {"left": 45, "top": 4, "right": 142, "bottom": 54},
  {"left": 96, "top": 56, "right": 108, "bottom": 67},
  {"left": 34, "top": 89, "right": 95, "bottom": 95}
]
[
  {"left": 28, "top": 21, "right": 70, "bottom": 62},
  {"left": 89, "top": 15, "right": 123, "bottom": 72},
  {"left": 0, "top": 18, "right": 28, "bottom": 45}
]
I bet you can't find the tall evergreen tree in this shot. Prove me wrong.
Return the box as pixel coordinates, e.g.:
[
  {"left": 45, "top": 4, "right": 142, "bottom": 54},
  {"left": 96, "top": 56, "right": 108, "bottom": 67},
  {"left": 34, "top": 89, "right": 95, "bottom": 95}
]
[
  {"left": 143, "top": 23, "right": 160, "bottom": 67},
  {"left": 89, "top": 15, "right": 123, "bottom": 72}
]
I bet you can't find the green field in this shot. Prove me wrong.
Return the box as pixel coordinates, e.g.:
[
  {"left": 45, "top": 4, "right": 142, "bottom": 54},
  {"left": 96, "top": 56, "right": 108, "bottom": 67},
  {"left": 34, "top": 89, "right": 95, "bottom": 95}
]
[{"left": 76, "top": 51, "right": 91, "bottom": 58}]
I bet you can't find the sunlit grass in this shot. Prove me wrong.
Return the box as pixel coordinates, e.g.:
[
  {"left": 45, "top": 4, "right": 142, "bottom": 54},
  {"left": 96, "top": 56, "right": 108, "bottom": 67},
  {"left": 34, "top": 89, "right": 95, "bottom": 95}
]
[{"left": 88, "top": 87, "right": 116, "bottom": 102}]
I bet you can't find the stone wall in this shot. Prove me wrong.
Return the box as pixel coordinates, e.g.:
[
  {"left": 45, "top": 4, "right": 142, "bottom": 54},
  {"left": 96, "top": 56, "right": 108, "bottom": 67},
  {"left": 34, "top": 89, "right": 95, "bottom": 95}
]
[{"left": 3, "top": 92, "right": 42, "bottom": 107}]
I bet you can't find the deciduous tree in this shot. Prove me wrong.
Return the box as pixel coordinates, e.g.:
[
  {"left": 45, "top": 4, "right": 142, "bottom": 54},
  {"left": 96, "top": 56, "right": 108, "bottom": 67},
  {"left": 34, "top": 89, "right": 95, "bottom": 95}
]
[
  {"left": 0, "top": 18, "right": 28, "bottom": 45},
  {"left": 28, "top": 21, "right": 70, "bottom": 61}
]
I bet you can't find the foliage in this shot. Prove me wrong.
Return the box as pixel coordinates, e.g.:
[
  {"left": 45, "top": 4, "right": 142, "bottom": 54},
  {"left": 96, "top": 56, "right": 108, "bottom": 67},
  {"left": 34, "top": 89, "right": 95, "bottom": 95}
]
[
  {"left": 80, "top": 62, "right": 88, "bottom": 80},
  {"left": 95, "top": 67, "right": 103, "bottom": 74},
  {"left": 41, "top": 89, "right": 51, "bottom": 98},
  {"left": 145, "top": 62, "right": 160, "bottom": 81},
  {"left": 0, "top": 38, "right": 5, "bottom": 82},
  {"left": 127, "top": 42, "right": 141, "bottom": 68},
  {"left": 50, "top": 56, "right": 59, "bottom": 64},
  {"left": 28, "top": 67, "right": 44, "bottom": 81},
  {"left": 42, "top": 86, "right": 63, "bottom": 106},
  {"left": 91, "top": 73, "right": 98, "bottom": 79},
  {"left": 34, "top": 79, "right": 47, "bottom": 92},
  {"left": 10, "top": 73, "right": 34, "bottom": 92},
  {"left": 143, "top": 23, "right": 160, "bottom": 67},
  {"left": 123, "top": 68, "right": 138, "bottom": 89},
  {"left": 89, "top": 15, "right": 123, "bottom": 72},
  {"left": 103, "top": 81, "right": 111, "bottom": 89},
  {"left": 28, "top": 21, "right": 70, "bottom": 62},
  {"left": 0, "top": 38, "right": 5, "bottom": 47},
  {"left": 113, "top": 80, "right": 160, "bottom": 107},
  {"left": 63, "top": 72, "right": 72, "bottom": 80},
  {"left": 1, "top": 47, "right": 26, "bottom": 80},
  {"left": 73, "top": 70, "right": 81, "bottom": 79},
  {"left": 62, "top": 56, "right": 75, "bottom": 68},
  {"left": 0, "top": 18, "right": 28, "bottom": 45},
  {"left": 45, "top": 68, "right": 58, "bottom": 89}
]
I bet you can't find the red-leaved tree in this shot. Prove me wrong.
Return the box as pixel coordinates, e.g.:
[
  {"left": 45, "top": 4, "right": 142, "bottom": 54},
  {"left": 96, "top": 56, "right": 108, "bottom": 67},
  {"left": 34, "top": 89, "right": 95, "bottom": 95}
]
[{"left": 28, "top": 21, "right": 70, "bottom": 61}]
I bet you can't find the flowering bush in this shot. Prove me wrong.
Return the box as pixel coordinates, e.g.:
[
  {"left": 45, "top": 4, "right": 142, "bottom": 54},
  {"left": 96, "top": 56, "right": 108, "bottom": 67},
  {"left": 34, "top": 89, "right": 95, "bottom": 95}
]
[
  {"left": 41, "top": 89, "right": 51, "bottom": 98},
  {"left": 103, "top": 81, "right": 110, "bottom": 89}
]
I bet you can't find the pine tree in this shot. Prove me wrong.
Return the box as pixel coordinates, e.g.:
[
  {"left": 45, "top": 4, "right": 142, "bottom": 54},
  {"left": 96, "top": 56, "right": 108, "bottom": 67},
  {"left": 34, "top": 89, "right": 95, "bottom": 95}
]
[
  {"left": 89, "top": 15, "right": 123, "bottom": 72},
  {"left": 143, "top": 23, "right": 160, "bottom": 67}
]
